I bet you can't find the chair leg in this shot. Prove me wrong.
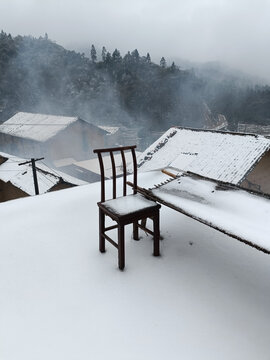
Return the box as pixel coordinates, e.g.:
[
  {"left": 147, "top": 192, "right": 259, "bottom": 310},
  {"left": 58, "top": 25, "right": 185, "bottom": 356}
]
[
  {"left": 141, "top": 218, "right": 147, "bottom": 229},
  {"left": 118, "top": 224, "right": 125, "bottom": 270},
  {"left": 153, "top": 211, "right": 160, "bottom": 256},
  {"left": 133, "top": 222, "right": 139, "bottom": 240},
  {"left": 99, "top": 209, "right": 105, "bottom": 253}
]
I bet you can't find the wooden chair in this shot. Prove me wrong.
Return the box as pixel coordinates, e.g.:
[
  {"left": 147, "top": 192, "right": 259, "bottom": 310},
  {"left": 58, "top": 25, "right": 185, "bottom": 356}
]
[{"left": 93, "top": 145, "right": 161, "bottom": 270}]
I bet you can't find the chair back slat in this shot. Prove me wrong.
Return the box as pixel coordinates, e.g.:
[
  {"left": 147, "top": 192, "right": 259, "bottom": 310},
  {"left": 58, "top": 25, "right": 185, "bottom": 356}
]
[
  {"left": 93, "top": 145, "right": 137, "bottom": 201},
  {"left": 97, "top": 152, "right": 105, "bottom": 202},
  {"left": 120, "top": 149, "right": 127, "bottom": 196},
  {"left": 131, "top": 147, "right": 137, "bottom": 195},
  {"left": 110, "top": 151, "right": 117, "bottom": 199}
]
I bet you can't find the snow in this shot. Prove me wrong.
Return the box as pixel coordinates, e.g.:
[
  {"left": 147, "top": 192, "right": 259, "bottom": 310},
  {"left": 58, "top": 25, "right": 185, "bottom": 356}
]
[
  {"left": 1, "top": 177, "right": 270, "bottom": 359},
  {"left": 150, "top": 173, "right": 270, "bottom": 252},
  {"left": 53, "top": 157, "right": 77, "bottom": 168},
  {"left": 98, "top": 125, "right": 119, "bottom": 135},
  {"left": 137, "top": 127, "right": 270, "bottom": 184},
  {"left": 0, "top": 112, "right": 78, "bottom": 142},
  {"left": 76, "top": 151, "right": 141, "bottom": 178},
  {"left": 0, "top": 152, "right": 86, "bottom": 195},
  {"left": 102, "top": 193, "right": 157, "bottom": 215}
]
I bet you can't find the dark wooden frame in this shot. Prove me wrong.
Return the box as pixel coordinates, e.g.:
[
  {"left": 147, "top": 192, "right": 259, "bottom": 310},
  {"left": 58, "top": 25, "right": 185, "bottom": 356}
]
[{"left": 93, "top": 145, "right": 161, "bottom": 270}]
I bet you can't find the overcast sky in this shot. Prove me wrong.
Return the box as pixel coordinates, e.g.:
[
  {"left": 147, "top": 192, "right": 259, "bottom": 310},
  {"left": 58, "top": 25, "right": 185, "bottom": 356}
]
[{"left": 1, "top": 0, "right": 270, "bottom": 81}]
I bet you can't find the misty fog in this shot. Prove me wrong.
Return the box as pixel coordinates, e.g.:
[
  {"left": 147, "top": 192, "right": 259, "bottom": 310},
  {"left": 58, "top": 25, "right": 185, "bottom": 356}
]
[
  {"left": 1, "top": 0, "right": 270, "bottom": 82},
  {"left": 0, "top": 0, "right": 270, "bottom": 174}
]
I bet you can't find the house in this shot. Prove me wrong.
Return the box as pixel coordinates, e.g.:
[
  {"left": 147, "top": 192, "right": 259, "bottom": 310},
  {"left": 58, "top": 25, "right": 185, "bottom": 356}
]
[
  {"left": 75, "top": 151, "right": 141, "bottom": 179},
  {"left": 238, "top": 123, "right": 270, "bottom": 137},
  {"left": 53, "top": 157, "right": 101, "bottom": 183},
  {"left": 51, "top": 149, "right": 141, "bottom": 183},
  {"left": 0, "top": 152, "right": 87, "bottom": 202},
  {"left": 0, "top": 112, "right": 108, "bottom": 164},
  {"left": 136, "top": 126, "right": 270, "bottom": 195},
  {"left": 98, "top": 126, "right": 120, "bottom": 147},
  {"left": 98, "top": 125, "right": 140, "bottom": 149}
]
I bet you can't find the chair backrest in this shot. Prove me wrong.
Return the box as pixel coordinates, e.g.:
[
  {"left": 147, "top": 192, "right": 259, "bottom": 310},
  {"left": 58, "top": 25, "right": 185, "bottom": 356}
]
[{"left": 93, "top": 145, "right": 137, "bottom": 202}]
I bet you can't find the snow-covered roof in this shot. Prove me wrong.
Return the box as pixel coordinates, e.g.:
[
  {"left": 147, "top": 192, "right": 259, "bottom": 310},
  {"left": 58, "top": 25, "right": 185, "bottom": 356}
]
[
  {"left": 98, "top": 126, "right": 119, "bottom": 135},
  {"left": 137, "top": 127, "right": 270, "bottom": 185},
  {"left": 1, "top": 175, "right": 270, "bottom": 359},
  {"left": 0, "top": 152, "right": 87, "bottom": 195},
  {"left": 53, "top": 158, "right": 77, "bottom": 168},
  {"left": 147, "top": 172, "right": 270, "bottom": 253},
  {"left": 76, "top": 151, "right": 141, "bottom": 178},
  {"left": 238, "top": 123, "right": 270, "bottom": 136},
  {"left": 0, "top": 112, "right": 79, "bottom": 142}
]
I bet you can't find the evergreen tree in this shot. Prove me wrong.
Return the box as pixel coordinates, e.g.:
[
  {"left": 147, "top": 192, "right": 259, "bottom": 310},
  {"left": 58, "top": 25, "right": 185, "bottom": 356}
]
[
  {"left": 91, "top": 44, "right": 97, "bottom": 63},
  {"left": 112, "top": 48, "right": 121, "bottom": 63},
  {"left": 101, "top": 46, "right": 107, "bottom": 62},
  {"left": 123, "top": 51, "right": 132, "bottom": 65},
  {"left": 160, "top": 57, "right": 166, "bottom": 68},
  {"left": 105, "top": 51, "right": 112, "bottom": 64},
  {"left": 170, "top": 61, "right": 177, "bottom": 72},
  {"left": 131, "top": 49, "right": 140, "bottom": 62},
  {"left": 146, "top": 53, "right": 151, "bottom": 63}
]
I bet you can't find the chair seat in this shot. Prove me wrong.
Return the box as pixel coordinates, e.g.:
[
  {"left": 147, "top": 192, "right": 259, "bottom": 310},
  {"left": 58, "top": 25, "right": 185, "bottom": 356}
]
[{"left": 100, "top": 193, "right": 158, "bottom": 216}]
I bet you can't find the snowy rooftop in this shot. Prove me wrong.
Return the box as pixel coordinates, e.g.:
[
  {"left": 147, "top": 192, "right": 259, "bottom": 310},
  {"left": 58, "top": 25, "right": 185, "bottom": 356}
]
[
  {"left": 0, "top": 152, "right": 87, "bottom": 195},
  {"left": 0, "top": 176, "right": 270, "bottom": 359},
  {"left": 238, "top": 123, "right": 270, "bottom": 136},
  {"left": 98, "top": 125, "right": 119, "bottom": 135},
  {"left": 0, "top": 112, "right": 79, "bottom": 142},
  {"left": 76, "top": 151, "right": 141, "bottom": 178},
  {"left": 137, "top": 127, "right": 270, "bottom": 185},
  {"left": 146, "top": 173, "right": 270, "bottom": 253}
]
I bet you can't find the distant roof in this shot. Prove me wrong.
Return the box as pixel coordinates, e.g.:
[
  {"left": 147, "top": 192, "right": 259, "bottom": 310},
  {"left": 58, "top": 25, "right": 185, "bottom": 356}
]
[
  {"left": 98, "top": 126, "right": 119, "bottom": 135},
  {"left": 137, "top": 127, "right": 270, "bottom": 185},
  {"left": 76, "top": 151, "right": 141, "bottom": 178},
  {"left": 238, "top": 123, "right": 270, "bottom": 136},
  {"left": 0, "top": 152, "right": 87, "bottom": 195},
  {"left": 0, "top": 112, "right": 105, "bottom": 142}
]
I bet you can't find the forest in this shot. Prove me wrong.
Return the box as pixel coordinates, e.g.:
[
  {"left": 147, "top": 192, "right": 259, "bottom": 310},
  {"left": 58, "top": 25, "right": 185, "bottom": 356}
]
[{"left": 1, "top": 30, "right": 270, "bottom": 134}]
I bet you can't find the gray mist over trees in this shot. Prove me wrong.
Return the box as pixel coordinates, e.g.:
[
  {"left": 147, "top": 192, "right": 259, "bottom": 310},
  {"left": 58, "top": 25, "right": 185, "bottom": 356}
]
[
  {"left": 1, "top": 31, "right": 270, "bottom": 153},
  {"left": 0, "top": 34, "right": 134, "bottom": 127},
  {"left": 2, "top": 0, "right": 270, "bottom": 82},
  {"left": 0, "top": 33, "right": 207, "bottom": 131}
]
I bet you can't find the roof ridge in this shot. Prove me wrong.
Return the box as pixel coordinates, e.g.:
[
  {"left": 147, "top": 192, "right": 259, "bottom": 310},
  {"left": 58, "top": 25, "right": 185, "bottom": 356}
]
[{"left": 173, "top": 126, "right": 270, "bottom": 140}]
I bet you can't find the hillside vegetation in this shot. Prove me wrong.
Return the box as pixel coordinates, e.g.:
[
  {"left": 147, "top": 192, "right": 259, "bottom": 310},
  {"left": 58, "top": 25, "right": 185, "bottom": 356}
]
[{"left": 1, "top": 31, "right": 270, "bottom": 132}]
